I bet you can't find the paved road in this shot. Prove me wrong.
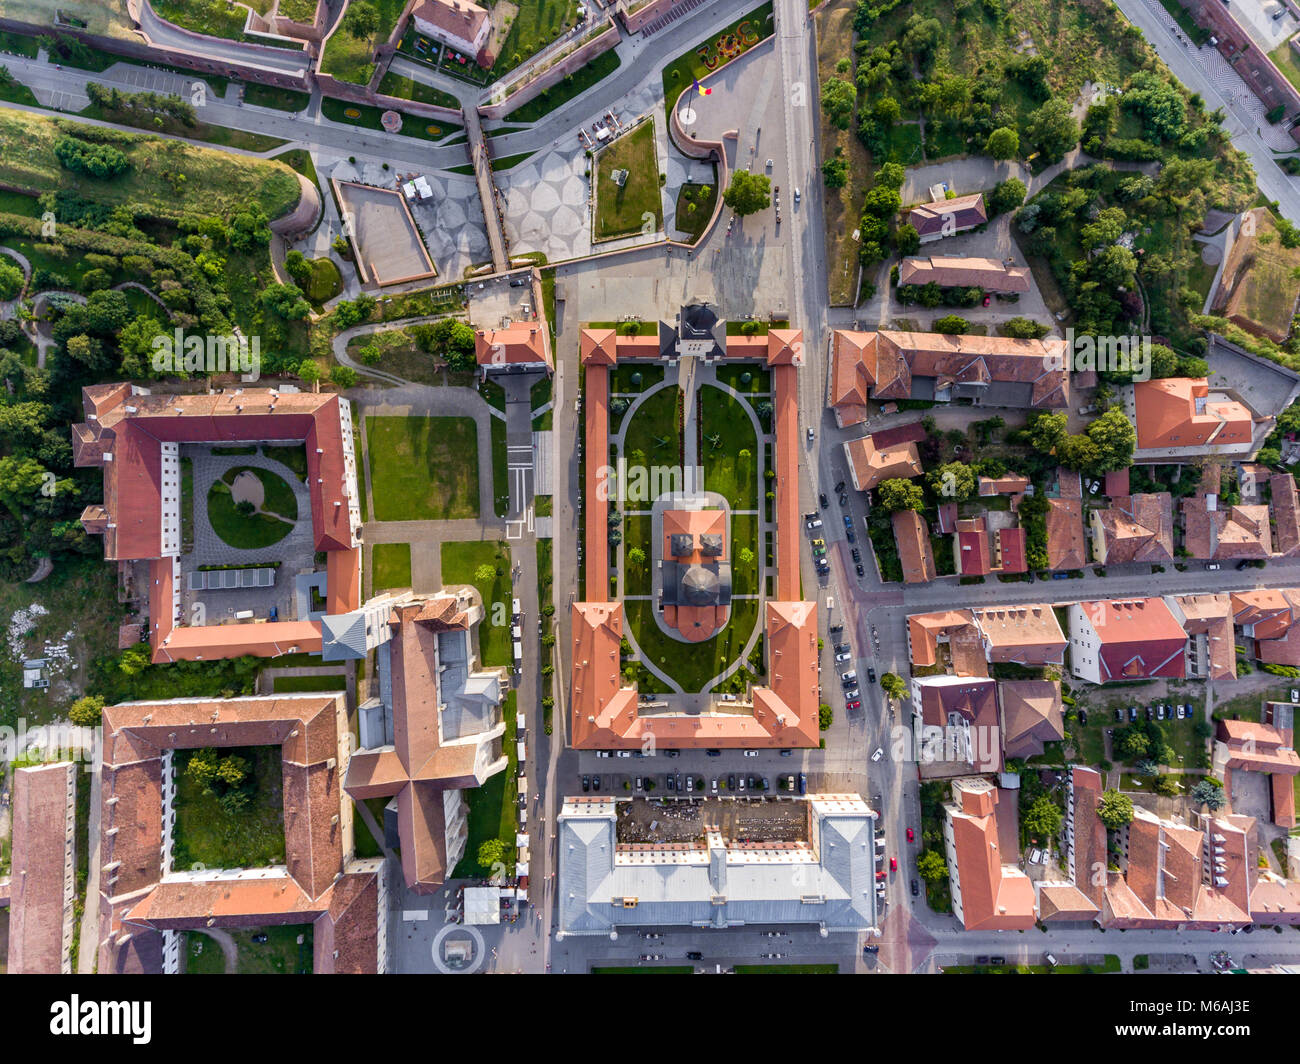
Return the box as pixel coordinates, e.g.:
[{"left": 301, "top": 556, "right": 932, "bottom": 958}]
[{"left": 1112, "top": 0, "right": 1300, "bottom": 222}]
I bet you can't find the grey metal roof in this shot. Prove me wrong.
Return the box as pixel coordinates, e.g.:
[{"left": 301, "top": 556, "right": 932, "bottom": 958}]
[
  {"left": 320, "top": 611, "right": 368, "bottom": 660},
  {"left": 558, "top": 798, "right": 877, "bottom": 936}
]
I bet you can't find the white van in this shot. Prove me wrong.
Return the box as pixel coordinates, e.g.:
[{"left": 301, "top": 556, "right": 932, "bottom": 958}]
[
  {"left": 512, "top": 597, "right": 522, "bottom": 618},
  {"left": 513, "top": 640, "right": 523, "bottom": 665}
]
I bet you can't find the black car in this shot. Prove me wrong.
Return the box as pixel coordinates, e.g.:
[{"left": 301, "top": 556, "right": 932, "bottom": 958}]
[
  {"left": 834, "top": 642, "right": 850, "bottom": 654},
  {"left": 686, "top": 951, "right": 703, "bottom": 961},
  {"left": 819, "top": 492, "right": 829, "bottom": 508},
  {"left": 829, "top": 623, "right": 843, "bottom": 634},
  {"left": 863, "top": 944, "right": 879, "bottom": 954},
  {"left": 845, "top": 526, "right": 856, "bottom": 543},
  {"left": 1114, "top": 707, "right": 1123, "bottom": 722},
  {"left": 728, "top": 774, "right": 736, "bottom": 789},
  {"left": 990, "top": 956, "right": 1006, "bottom": 966},
  {"left": 910, "top": 879, "right": 919, "bottom": 898},
  {"left": 676, "top": 774, "right": 683, "bottom": 791},
  {"left": 509, "top": 276, "right": 529, "bottom": 287},
  {"left": 798, "top": 772, "right": 807, "bottom": 795},
  {"left": 252, "top": 933, "right": 268, "bottom": 944},
  {"left": 838, "top": 493, "right": 849, "bottom": 507},
  {"left": 592, "top": 775, "right": 601, "bottom": 789},
  {"left": 851, "top": 548, "right": 861, "bottom": 563},
  {"left": 582, "top": 775, "right": 591, "bottom": 792},
  {"left": 855, "top": 563, "right": 865, "bottom": 577},
  {"left": 706, "top": 748, "right": 721, "bottom": 757},
  {"left": 780, "top": 749, "right": 792, "bottom": 757},
  {"left": 1145, "top": 706, "right": 1154, "bottom": 721},
  {"left": 834, "top": 481, "right": 845, "bottom": 493},
  {"left": 1236, "top": 559, "right": 1252, "bottom": 571},
  {"left": 666, "top": 774, "right": 675, "bottom": 791},
  {"left": 867, "top": 668, "right": 877, "bottom": 683}
]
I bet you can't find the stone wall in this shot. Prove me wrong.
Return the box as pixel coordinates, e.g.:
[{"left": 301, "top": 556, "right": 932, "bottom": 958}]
[{"left": 477, "top": 18, "right": 619, "bottom": 121}]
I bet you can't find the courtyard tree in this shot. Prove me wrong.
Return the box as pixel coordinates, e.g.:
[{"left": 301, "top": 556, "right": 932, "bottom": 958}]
[
  {"left": 345, "top": 0, "right": 379, "bottom": 38},
  {"left": 880, "top": 672, "right": 907, "bottom": 700},
  {"left": 1022, "top": 794, "right": 1062, "bottom": 839},
  {"left": 478, "top": 837, "right": 507, "bottom": 870},
  {"left": 68, "top": 694, "right": 104, "bottom": 727},
  {"left": 877, "top": 478, "right": 925, "bottom": 512},
  {"left": 917, "top": 848, "right": 948, "bottom": 883},
  {"left": 474, "top": 563, "right": 496, "bottom": 583},
  {"left": 723, "top": 169, "right": 772, "bottom": 217},
  {"left": 1190, "top": 780, "right": 1226, "bottom": 811},
  {"left": 1097, "top": 789, "right": 1135, "bottom": 830},
  {"left": 927, "top": 461, "right": 975, "bottom": 500},
  {"left": 297, "top": 359, "right": 322, "bottom": 387},
  {"left": 626, "top": 546, "right": 646, "bottom": 566},
  {"left": 1084, "top": 407, "right": 1137, "bottom": 473}
]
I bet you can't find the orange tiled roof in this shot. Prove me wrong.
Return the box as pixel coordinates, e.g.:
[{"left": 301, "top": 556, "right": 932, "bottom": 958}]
[
  {"left": 475, "top": 319, "right": 553, "bottom": 370},
  {"left": 1133, "top": 378, "right": 1253, "bottom": 451},
  {"left": 898, "top": 255, "right": 1030, "bottom": 293},
  {"left": 892, "top": 509, "right": 936, "bottom": 584},
  {"left": 843, "top": 435, "right": 922, "bottom": 492}
]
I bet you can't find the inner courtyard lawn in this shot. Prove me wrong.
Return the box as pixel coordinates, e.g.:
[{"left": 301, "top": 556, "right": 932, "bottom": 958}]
[
  {"left": 171, "top": 745, "right": 285, "bottom": 871},
  {"left": 366, "top": 416, "right": 480, "bottom": 520},
  {"left": 624, "top": 598, "right": 759, "bottom": 693},
  {"left": 699, "top": 384, "right": 760, "bottom": 509},
  {"left": 371, "top": 542, "right": 412, "bottom": 593},
  {"left": 441, "top": 540, "right": 512, "bottom": 666},
  {"left": 593, "top": 120, "right": 663, "bottom": 241}
]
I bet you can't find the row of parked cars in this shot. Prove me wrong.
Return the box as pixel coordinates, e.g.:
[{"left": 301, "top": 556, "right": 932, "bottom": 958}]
[
  {"left": 1115, "top": 703, "right": 1193, "bottom": 722},
  {"left": 582, "top": 774, "right": 774, "bottom": 794}
]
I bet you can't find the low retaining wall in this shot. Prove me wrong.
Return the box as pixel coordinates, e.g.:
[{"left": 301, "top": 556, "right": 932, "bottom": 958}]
[{"left": 478, "top": 19, "right": 619, "bottom": 121}]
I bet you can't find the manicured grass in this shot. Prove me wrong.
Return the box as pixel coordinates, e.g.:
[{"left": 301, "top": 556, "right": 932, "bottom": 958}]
[
  {"left": 378, "top": 72, "right": 461, "bottom": 110},
  {"left": 673, "top": 177, "right": 719, "bottom": 242},
  {"left": 491, "top": 151, "right": 535, "bottom": 171},
  {"left": 154, "top": 0, "right": 248, "bottom": 41},
  {"left": 366, "top": 416, "right": 480, "bottom": 520},
  {"left": 451, "top": 692, "right": 518, "bottom": 877},
  {"left": 491, "top": 414, "right": 509, "bottom": 518},
  {"left": 610, "top": 363, "right": 664, "bottom": 391},
  {"left": 441, "top": 540, "right": 513, "bottom": 666},
  {"left": 621, "top": 385, "right": 681, "bottom": 471},
  {"left": 371, "top": 542, "right": 412, "bottom": 592},
  {"left": 206, "top": 466, "right": 297, "bottom": 549},
  {"left": 492, "top": 0, "right": 580, "bottom": 77},
  {"left": 353, "top": 800, "right": 383, "bottom": 859},
  {"left": 260, "top": 445, "right": 308, "bottom": 481},
  {"left": 506, "top": 47, "right": 620, "bottom": 123},
  {"left": 661, "top": 2, "right": 774, "bottom": 113},
  {"left": 172, "top": 746, "right": 285, "bottom": 871},
  {"left": 593, "top": 120, "right": 662, "bottom": 241},
  {"left": 184, "top": 925, "right": 313, "bottom": 974},
  {"left": 279, "top": 0, "right": 321, "bottom": 23},
  {"left": 303, "top": 256, "right": 342, "bottom": 305},
  {"left": 320, "top": 0, "right": 408, "bottom": 84},
  {"left": 319, "top": 96, "right": 461, "bottom": 141},
  {"left": 271, "top": 673, "right": 347, "bottom": 693},
  {"left": 625, "top": 597, "right": 759, "bottom": 693},
  {"left": 623, "top": 513, "right": 652, "bottom": 595},
  {"left": 731, "top": 512, "right": 760, "bottom": 595},
  {"left": 243, "top": 83, "right": 312, "bottom": 112},
  {"left": 699, "top": 385, "right": 759, "bottom": 509},
  {"left": 714, "top": 363, "right": 771, "bottom": 393}
]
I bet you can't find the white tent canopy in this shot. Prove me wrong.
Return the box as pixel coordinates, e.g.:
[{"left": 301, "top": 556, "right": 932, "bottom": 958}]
[{"left": 463, "top": 886, "right": 500, "bottom": 925}]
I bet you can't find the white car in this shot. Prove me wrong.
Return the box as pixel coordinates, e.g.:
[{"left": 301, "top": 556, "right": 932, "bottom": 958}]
[
  {"left": 871, "top": 747, "right": 884, "bottom": 762},
  {"left": 743, "top": 749, "right": 759, "bottom": 758},
  {"left": 616, "top": 750, "right": 632, "bottom": 758},
  {"left": 806, "top": 517, "right": 823, "bottom": 530},
  {"left": 834, "top": 651, "right": 852, "bottom": 664},
  {"left": 686, "top": 776, "right": 694, "bottom": 792},
  {"left": 841, "top": 670, "right": 857, "bottom": 685}
]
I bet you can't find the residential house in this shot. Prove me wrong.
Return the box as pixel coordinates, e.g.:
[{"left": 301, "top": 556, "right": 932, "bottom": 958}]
[
  {"left": 999, "top": 679, "right": 1064, "bottom": 761},
  {"left": 1131, "top": 377, "right": 1257, "bottom": 461},
  {"left": 1090, "top": 492, "right": 1174, "bottom": 565},
  {"left": 907, "top": 193, "right": 988, "bottom": 243},
  {"left": 897, "top": 255, "right": 1031, "bottom": 293},
  {"left": 1067, "top": 598, "right": 1186, "bottom": 684},
  {"left": 892, "top": 509, "right": 936, "bottom": 584},
  {"left": 942, "top": 777, "right": 1036, "bottom": 931},
  {"left": 911, "top": 675, "right": 1001, "bottom": 776}
]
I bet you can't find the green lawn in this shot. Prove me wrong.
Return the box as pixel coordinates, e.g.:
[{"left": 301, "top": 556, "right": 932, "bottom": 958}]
[
  {"left": 699, "top": 385, "right": 759, "bottom": 509},
  {"left": 366, "top": 416, "right": 480, "bottom": 520},
  {"left": 154, "top": 0, "right": 249, "bottom": 41},
  {"left": 661, "top": 2, "right": 774, "bottom": 112},
  {"left": 673, "top": 177, "right": 719, "bottom": 242},
  {"left": 610, "top": 363, "right": 665, "bottom": 392},
  {"left": 593, "top": 121, "right": 662, "bottom": 241},
  {"left": 451, "top": 690, "right": 517, "bottom": 877},
  {"left": 378, "top": 71, "right": 461, "bottom": 110},
  {"left": 319, "top": 96, "right": 461, "bottom": 141},
  {"left": 184, "top": 925, "right": 312, "bottom": 974},
  {"left": 320, "top": 0, "right": 407, "bottom": 84},
  {"left": 260, "top": 445, "right": 308, "bottom": 481},
  {"left": 623, "top": 513, "right": 652, "bottom": 595},
  {"left": 507, "top": 48, "right": 621, "bottom": 122},
  {"left": 302, "top": 256, "right": 342, "bottom": 305},
  {"left": 625, "top": 597, "right": 759, "bottom": 693},
  {"left": 172, "top": 746, "right": 285, "bottom": 871},
  {"left": 371, "top": 542, "right": 412, "bottom": 592},
  {"left": 441, "top": 540, "right": 512, "bottom": 666},
  {"left": 491, "top": 414, "right": 509, "bottom": 518},
  {"left": 731, "top": 512, "right": 760, "bottom": 595},
  {"left": 491, "top": 0, "right": 580, "bottom": 77},
  {"left": 271, "top": 673, "right": 347, "bottom": 693},
  {"left": 621, "top": 385, "right": 681, "bottom": 472},
  {"left": 206, "top": 467, "right": 297, "bottom": 549}
]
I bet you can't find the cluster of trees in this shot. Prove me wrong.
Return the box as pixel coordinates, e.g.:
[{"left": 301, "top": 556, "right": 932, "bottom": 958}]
[
  {"left": 858, "top": 161, "right": 909, "bottom": 267},
  {"left": 1021, "top": 409, "right": 1136, "bottom": 477},
  {"left": 86, "top": 82, "right": 197, "bottom": 127},
  {"left": 54, "top": 134, "right": 130, "bottom": 179},
  {"left": 185, "top": 746, "right": 255, "bottom": 816}
]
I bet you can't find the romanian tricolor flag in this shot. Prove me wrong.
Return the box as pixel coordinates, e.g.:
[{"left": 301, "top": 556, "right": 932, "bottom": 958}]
[{"left": 693, "top": 77, "right": 712, "bottom": 96}]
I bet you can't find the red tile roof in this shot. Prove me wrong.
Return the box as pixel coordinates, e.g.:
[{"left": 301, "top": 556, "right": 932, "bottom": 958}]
[
  {"left": 907, "top": 193, "right": 987, "bottom": 238},
  {"left": 1133, "top": 378, "right": 1253, "bottom": 451},
  {"left": 892, "top": 509, "right": 936, "bottom": 583},
  {"left": 898, "top": 255, "right": 1030, "bottom": 292},
  {"left": 7, "top": 763, "right": 75, "bottom": 974},
  {"left": 1076, "top": 598, "right": 1187, "bottom": 681}
]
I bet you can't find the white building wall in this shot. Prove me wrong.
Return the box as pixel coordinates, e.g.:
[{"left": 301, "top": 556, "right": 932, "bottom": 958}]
[{"left": 1067, "top": 603, "right": 1103, "bottom": 684}]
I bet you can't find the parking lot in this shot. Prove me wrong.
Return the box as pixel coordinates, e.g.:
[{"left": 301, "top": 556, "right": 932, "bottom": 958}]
[{"left": 616, "top": 795, "right": 809, "bottom": 844}]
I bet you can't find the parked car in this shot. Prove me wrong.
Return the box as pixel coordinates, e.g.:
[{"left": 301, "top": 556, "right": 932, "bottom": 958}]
[
  {"left": 846, "top": 699, "right": 861, "bottom": 711},
  {"left": 706, "top": 749, "right": 721, "bottom": 757},
  {"left": 835, "top": 651, "right": 852, "bottom": 664},
  {"left": 834, "top": 642, "right": 850, "bottom": 654},
  {"left": 780, "top": 748, "right": 793, "bottom": 757},
  {"left": 867, "top": 667, "right": 877, "bottom": 683},
  {"left": 582, "top": 775, "right": 591, "bottom": 792},
  {"left": 1051, "top": 572, "right": 1070, "bottom": 580},
  {"left": 806, "top": 517, "right": 823, "bottom": 530},
  {"left": 844, "top": 687, "right": 860, "bottom": 700},
  {"left": 906, "top": 827, "right": 914, "bottom": 842},
  {"left": 738, "top": 775, "right": 746, "bottom": 792},
  {"left": 839, "top": 493, "right": 849, "bottom": 507},
  {"left": 635, "top": 776, "right": 643, "bottom": 790},
  {"left": 592, "top": 775, "right": 600, "bottom": 789},
  {"left": 666, "top": 774, "right": 675, "bottom": 791},
  {"left": 711, "top": 778, "right": 719, "bottom": 793},
  {"left": 1205, "top": 562, "right": 1222, "bottom": 571},
  {"left": 911, "top": 879, "right": 919, "bottom": 897},
  {"left": 845, "top": 526, "right": 857, "bottom": 544},
  {"left": 1129, "top": 706, "right": 1138, "bottom": 722},
  {"left": 798, "top": 772, "right": 807, "bottom": 795},
  {"left": 982, "top": 294, "right": 991, "bottom": 307},
  {"left": 843, "top": 515, "right": 854, "bottom": 531},
  {"left": 685, "top": 776, "right": 694, "bottom": 791},
  {"left": 841, "top": 670, "right": 857, "bottom": 685},
  {"left": 686, "top": 951, "right": 703, "bottom": 961},
  {"left": 864, "top": 944, "right": 879, "bottom": 954},
  {"left": 794, "top": 187, "right": 801, "bottom": 203},
  {"left": 871, "top": 747, "right": 884, "bottom": 762},
  {"left": 1156, "top": 705, "right": 1165, "bottom": 720},
  {"left": 728, "top": 774, "right": 736, "bottom": 790},
  {"left": 855, "top": 563, "right": 865, "bottom": 576},
  {"left": 819, "top": 492, "right": 829, "bottom": 508},
  {"left": 1114, "top": 707, "right": 1124, "bottom": 722},
  {"left": 850, "top": 548, "right": 861, "bottom": 563},
  {"left": 890, "top": 857, "right": 897, "bottom": 871},
  {"left": 1236, "top": 559, "right": 1252, "bottom": 570},
  {"left": 829, "top": 623, "right": 843, "bottom": 634},
  {"left": 743, "top": 749, "right": 758, "bottom": 757},
  {"left": 1145, "top": 706, "right": 1154, "bottom": 721}
]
